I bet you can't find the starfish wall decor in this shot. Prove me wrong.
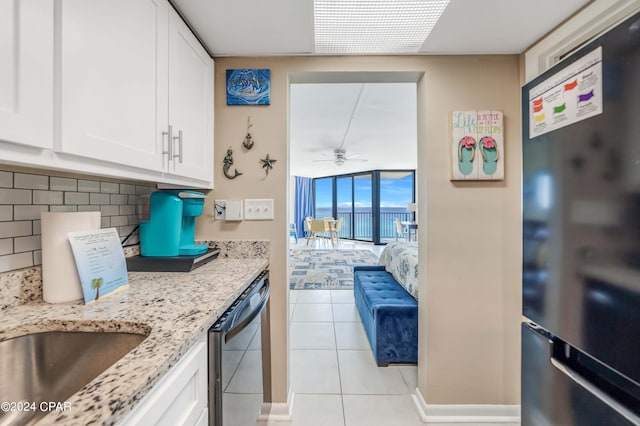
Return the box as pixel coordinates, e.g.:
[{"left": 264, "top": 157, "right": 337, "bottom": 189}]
[{"left": 260, "top": 154, "right": 276, "bottom": 175}]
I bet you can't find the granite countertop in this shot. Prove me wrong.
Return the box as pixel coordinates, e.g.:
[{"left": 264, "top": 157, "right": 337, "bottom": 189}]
[{"left": 0, "top": 258, "right": 269, "bottom": 426}]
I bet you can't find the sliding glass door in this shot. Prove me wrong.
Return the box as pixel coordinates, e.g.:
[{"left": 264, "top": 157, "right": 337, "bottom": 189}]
[
  {"left": 353, "top": 174, "right": 372, "bottom": 241},
  {"left": 313, "top": 177, "right": 333, "bottom": 218},
  {"left": 335, "top": 174, "right": 373, "bottom": 242},
  {"left": 379, "top": 171, "right": 415, "bottom": 242},
  {"left": 337, "top": 176, "right": 353, "bottom": 239},
  {"left": 313, "top": 170, "right": 414, "bottom": 244}
]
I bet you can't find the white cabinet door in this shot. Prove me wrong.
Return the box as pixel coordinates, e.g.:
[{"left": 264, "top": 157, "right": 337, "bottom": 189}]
[
  {"left": 118, "top": 339, "right": 208, "bottom": 426},
  {"left": 167, "top": 8, "right": 214, "bottom": 184},
  {"left": 0, "top": 0, "right": 54, "bottom": 149},
  {"left": 59, "top": 0, "right": 169, "bottom": 172}
]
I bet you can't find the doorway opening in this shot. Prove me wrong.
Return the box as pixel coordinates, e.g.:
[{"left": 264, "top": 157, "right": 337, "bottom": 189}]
[
  {"left": 286, "top": 71, "right": 422, "bottom": 418},
  {"left": 289, "top": 72, "right": 419, "bottom": 247}
]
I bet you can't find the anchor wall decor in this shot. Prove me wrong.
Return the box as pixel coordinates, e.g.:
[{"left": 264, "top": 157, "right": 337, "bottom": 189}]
[{"left": 243, "top": 116, "right": 255, "bottom": 150}]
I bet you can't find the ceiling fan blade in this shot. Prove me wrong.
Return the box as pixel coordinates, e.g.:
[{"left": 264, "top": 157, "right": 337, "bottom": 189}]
[{"left": 312, "top": 147, "right": 368, "bottom": 165}]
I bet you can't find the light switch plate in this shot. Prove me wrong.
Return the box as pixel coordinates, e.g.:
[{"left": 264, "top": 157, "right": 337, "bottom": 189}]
[
  {"left": 244, "top": 199, "right": 274, "bottom": 220},
  {"left": 225, "top": 200, "right": 243, "bottom": 221}
]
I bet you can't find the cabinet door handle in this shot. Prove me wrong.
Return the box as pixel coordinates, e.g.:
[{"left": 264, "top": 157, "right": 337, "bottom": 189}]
[
  {"left": 162, "top": 125, "right": 173, "bottom": 168},
  {"left": 173, "top": 130, "right": 183, "bottom": 164}
]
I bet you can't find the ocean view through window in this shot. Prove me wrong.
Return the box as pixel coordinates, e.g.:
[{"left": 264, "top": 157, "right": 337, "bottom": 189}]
[{"left": 313, "top": 170, "right": 415, "bottom": 244}]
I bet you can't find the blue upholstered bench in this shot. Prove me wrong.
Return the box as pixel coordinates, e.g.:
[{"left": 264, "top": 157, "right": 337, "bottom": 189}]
[{"left": 353, "top": 265, "right": 418, "bottom": 366}]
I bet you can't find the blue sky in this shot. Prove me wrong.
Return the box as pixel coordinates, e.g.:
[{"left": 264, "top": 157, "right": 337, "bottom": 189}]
[{"left": 314, "top": 174, "right": 413, "bottom": 209}]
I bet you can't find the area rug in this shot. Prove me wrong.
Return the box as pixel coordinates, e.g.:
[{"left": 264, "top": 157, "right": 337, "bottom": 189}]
[{"left": 289, "top": 249, "right": 380, "bottom": 290}]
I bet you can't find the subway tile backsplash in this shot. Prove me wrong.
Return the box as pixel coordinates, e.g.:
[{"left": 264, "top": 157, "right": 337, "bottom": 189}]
[
  {"left": 0, "top": 171, "right": 12, "bottom": 187},
  {"left": 50, "top": 177, "right": 77, "bottom": 191},
  {"left": 0, "top": 169, "right": 154, "bottom": 273},
  {"left": 0, "top": 188, "right": 32, "bottom": 204},
  {"left": 14, "top": 173, "right": 49, "bottom": 190},
  {"left": 0, "top": 206, "right": 11, "bottom": 221}
]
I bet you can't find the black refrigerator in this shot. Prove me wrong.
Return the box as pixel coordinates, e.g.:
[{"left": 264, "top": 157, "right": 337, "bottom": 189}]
[{"left": 521, "top": 12, "right": 640, "bottom": 426}]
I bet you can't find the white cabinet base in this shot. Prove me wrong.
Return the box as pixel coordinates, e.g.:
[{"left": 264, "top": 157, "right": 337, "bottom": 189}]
[{"left": 118, "top": 338, "right": 208, "bottom": 426}]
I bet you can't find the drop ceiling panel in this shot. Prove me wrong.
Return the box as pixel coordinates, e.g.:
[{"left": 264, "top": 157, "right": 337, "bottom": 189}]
[
  {"left": 420, "top": 0, "right": 592, "bottom": 54},
  {"left": 171, "top": 0, "right": 315, "bottom": 56},
  {"left": 172, "top": 0, "right": 591, "bottom": 56}
]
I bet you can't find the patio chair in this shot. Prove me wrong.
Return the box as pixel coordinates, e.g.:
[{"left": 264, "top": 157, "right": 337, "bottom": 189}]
[
  {"left": 308, "top": 219, "right": 329, "bottom": 247},
  {"left": 328, "top": 218, "right": 342, "bottom": 247},
  {"left": 303, "top": 217, "right": 312, "bottom": 234},
  {"left": 394, "top": 217, "right": 409, "bottom": 241},
  {"left": 304, "top": 217, "right": 313, "bottom": 245}
]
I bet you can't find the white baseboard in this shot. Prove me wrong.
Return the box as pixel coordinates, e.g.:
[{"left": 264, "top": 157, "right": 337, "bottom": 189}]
[
  {"left": 412, "top": 388, "right": 520, "bottom": 424},
  {"left": 257, "top": 390, "right": 295, "bottom": 423}
]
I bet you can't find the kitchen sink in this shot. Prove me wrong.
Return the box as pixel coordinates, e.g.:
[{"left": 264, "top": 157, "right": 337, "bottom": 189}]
[{"left": 0, "top": 331, "right": 147, "bottom": 426}]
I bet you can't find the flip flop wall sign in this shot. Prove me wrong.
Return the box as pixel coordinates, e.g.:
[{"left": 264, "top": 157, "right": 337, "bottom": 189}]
[{"left": 451, "top": 110, "right": 504, "bottom": 181}]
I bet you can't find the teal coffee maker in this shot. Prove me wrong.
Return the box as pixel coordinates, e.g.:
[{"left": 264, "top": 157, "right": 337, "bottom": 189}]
[
  {"left": 140, "top": 190, "right": 208, "bottom": 256},
  {"left": 129, "top": 191, "right": 218, "bottom": 271}
]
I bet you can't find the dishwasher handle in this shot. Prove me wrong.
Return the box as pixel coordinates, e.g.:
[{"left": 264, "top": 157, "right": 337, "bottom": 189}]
[{"left": 225, "top": 279, "right": 270, "bottom": 344}]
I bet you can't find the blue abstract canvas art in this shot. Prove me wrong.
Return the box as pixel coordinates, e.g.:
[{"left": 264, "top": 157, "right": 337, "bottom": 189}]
[{"left": 226, "top": 69, "right": 271, "bottom": 105}]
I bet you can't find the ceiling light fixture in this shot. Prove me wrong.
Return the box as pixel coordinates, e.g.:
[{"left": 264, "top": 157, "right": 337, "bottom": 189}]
[{"left": 314, "top": 0, "right": 450, "bottom": 55}]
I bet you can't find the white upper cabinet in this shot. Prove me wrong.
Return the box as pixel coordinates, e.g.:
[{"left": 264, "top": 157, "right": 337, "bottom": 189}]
[
  {"left": 0, "top": 0, "right": 54, "bottom": 149},
  {"left": 167, "top": 8, "right": 214, "bottom": 184},
  {"left": 0, "top": 0, "right": 214, "bottom": 188},
  {"left": 59, "top": 0, "right": 169, "bottom": 173}
]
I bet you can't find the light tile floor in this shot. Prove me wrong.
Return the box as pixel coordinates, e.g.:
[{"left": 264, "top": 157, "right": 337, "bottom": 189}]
[
  {"left": 286, "top": 288, "right": 423, "bottom": 426},
  {"left": 283, "top": 239, "right": 422, "bottom": 425}
]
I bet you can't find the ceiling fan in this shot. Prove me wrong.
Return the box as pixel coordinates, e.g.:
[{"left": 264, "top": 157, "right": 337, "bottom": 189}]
[
  {"left": 312, "top": 148, "right": 368, "bottom": 166},
  {"left": 312, "top": 84, "right": 369, "bottom": 166}
]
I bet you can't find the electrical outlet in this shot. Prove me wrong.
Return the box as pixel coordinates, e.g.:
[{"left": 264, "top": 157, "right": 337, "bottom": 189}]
[
  {"left": 214, "top": 200, "right": 226, "bottom": 220},
  {"left": 244, "top": 199, "right": 274, "bottom": 220}
]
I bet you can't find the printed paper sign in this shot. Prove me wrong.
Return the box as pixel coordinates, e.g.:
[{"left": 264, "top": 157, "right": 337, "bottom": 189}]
[
  {"left": 529, "top": 47, "right": 603, "bottom": 138},
  {"left": 68, "top": 228, "right": 129, "bottom": 304}
]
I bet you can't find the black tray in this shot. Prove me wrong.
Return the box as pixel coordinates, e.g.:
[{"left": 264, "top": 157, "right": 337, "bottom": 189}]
[{"left": 127, "top": 248, "right": 220, "bottom": 272}]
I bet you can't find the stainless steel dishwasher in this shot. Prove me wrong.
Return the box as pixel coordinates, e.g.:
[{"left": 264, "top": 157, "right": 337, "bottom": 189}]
[{"left": 208, "top": 270, "right": 270, "bottom": 426}]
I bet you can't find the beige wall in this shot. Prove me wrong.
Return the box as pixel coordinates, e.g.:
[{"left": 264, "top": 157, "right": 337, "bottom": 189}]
[
  {"left": 198, "top": 55, "right": 522, "bottom": 406},
  {"left": 419, "top": 56, "right": 521, "bottom": 404}
]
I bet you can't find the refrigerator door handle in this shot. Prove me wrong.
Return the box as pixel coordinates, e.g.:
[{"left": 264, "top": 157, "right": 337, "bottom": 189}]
[{"left": 550, "top": 357, "right": 640, "bottom": 425}]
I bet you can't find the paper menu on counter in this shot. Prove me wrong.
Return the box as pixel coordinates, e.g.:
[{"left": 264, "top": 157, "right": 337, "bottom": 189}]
[{"left": 68, "top": 228, "right": 129, "bottom": 304}]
